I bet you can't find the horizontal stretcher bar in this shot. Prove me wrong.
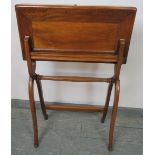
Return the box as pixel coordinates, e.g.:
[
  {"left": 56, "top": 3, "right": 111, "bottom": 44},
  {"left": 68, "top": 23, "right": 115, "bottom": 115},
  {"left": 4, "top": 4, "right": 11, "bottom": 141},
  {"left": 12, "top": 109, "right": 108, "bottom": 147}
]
[
  {"left": 37, "top": 75, "right": 113, "bottom": 83},
  {"left": 45, "top": 104, "right": 105, "bottom": 112}
]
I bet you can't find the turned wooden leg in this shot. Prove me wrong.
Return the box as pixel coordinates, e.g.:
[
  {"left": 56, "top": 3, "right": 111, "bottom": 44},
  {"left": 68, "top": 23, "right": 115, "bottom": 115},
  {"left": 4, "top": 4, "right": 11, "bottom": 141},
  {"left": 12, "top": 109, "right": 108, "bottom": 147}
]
[
  {"left": 28, "top": 77, "right": 39, "bottom": 148},
  {"left": 35, "top": 76, "right": 48, "bottom": 120},
  {"left": 101, "top": 82, "right": 113, "bottom": 123},
  {"left": 108, "top": 80, "right": 120, "bottom": 151}
]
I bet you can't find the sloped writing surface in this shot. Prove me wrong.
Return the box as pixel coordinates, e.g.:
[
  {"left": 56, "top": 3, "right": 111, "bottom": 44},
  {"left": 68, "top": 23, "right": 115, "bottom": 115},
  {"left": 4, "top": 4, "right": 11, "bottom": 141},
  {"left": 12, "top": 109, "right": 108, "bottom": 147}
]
[
  {"left": 32, "top": 21, "right": 119, "bottom": 52},
  {"left": 15, "top": 5, "right": 136, "bottom": 63}
]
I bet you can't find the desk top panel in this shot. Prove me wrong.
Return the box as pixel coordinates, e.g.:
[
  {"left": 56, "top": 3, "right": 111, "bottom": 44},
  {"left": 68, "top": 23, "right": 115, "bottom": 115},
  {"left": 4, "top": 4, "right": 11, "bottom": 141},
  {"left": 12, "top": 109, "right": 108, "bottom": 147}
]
[{"left": 15, "top": 5, "right": 136, "bottom": 63}]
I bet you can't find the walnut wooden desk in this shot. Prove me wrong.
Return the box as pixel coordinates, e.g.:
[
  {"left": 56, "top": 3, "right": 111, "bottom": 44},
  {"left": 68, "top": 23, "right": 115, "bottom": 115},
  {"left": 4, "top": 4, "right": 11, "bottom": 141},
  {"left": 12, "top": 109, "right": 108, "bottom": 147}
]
[{"left": 15, "top": 4, "right": 136, "bottom": 151}]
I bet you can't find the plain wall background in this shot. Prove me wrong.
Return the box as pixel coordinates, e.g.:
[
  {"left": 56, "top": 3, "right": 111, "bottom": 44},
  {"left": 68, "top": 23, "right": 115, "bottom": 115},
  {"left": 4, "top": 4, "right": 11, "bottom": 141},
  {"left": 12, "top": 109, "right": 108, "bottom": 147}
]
[{"left": 11, "top": 0, "right": 143, "bottom": 108}]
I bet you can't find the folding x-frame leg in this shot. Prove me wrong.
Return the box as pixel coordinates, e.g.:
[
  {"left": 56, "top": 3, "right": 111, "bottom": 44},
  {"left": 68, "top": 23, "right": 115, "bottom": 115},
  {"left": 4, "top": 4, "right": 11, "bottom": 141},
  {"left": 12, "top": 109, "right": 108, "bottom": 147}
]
[
  {"left": 35, "top": 76, "right": 48, "bottom": 120},
  {"left": 25, "top": 36, "right": 48, "bottom": 147},
  {"left": 28, "top": 77, "right": 38, "bottom": 147},
  {"left": 108, "top": 80, "right": 120, "bottom": 151},
  {"left": 24, "top": 36, "right": 125, "bottom": 151},
  {"left": 107, "top": 39, "right": 125, "bottom": 151},
  {"left": 28, "top": 75, "right": 48, "bottom": 147},
  {"left": 101, "top": 80, "right": 114, "bottom": 123}
]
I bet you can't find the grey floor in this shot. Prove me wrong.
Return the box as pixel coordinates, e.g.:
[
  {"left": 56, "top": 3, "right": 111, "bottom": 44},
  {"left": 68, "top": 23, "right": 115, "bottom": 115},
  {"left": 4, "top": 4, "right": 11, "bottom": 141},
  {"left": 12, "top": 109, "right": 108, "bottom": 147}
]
[{"left": 11, "top": 99, "right": 143, "bottom": 155}]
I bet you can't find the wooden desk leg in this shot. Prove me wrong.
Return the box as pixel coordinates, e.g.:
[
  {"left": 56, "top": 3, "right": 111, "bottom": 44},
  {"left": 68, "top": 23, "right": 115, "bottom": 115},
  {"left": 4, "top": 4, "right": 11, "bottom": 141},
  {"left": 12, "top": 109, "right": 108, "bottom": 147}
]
[
  {"left": 28, "top": 77, "right": 38, "bottom": 148},
  {"left": 101, "top": 82, "right": 113, "bottom": 123},
  {"left": 108, "top": 80, "right": 120, "bottom": 151},
  {"left": 36, "top": 77, "right": 48, "bottom": 120}
]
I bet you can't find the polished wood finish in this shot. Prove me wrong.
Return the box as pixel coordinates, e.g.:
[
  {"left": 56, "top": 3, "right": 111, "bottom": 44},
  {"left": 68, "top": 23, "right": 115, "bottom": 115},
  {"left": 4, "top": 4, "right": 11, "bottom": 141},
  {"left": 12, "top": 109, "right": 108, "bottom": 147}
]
[
  {"left": 46, "top": 104, "right": 105, "bottom": 112},
  {"left": 15, "top": 5, "right": 136, "bottom": 63},
  {"left": 15, "top": 4, "right": 136, "bottom": 151},
  {"left": 32, "top": 22, "right": 118, "bottom": 51}
]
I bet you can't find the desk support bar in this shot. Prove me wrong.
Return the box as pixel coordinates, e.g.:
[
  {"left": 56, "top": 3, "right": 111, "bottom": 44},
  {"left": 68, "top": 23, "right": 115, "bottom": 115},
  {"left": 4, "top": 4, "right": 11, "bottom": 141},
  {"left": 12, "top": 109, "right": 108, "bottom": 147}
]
[
  {"left": 37, "top": 75, "right": 114, "bottom": 83},
  {"left": 46, "top": 104, "right": 105, "bottom": 112}
]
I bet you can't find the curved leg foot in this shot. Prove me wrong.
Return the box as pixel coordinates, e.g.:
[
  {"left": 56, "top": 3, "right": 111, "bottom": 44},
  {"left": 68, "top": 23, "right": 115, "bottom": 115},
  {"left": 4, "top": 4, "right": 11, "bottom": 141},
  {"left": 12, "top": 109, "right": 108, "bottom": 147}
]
[
  {"left": 36, "top": 76, "right": 48, "bottom": 120},
  {"left": 29, "top": 77, "right": 39, "bottom": 147},
  {"left": 101, "top": 82, "right": 113, "bottom": 123},
  {"left": 108, "top": 145, "right": 112, "bottom": 151},
  {"left": 34, "top": 143, "right": 39, "bottom": 148},
  {"left": 44, "top": 114, "right": 48, "bottom": 120},
  {"left": 108, "top": 80, "right": 120, "bottom": 151}
]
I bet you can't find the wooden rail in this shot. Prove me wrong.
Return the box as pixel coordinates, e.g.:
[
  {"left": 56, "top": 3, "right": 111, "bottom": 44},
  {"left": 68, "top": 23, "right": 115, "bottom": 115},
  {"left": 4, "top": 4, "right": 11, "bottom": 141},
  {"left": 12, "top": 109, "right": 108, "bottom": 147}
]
[
  {"left": 30, "top": 52, "right": 118, "bottom": 63},
  {"left": 46, "top": 103, "right": 105, "bottom": 112},
  {"left": 38, "top": 75, "right": 113, "bottom": 83}
]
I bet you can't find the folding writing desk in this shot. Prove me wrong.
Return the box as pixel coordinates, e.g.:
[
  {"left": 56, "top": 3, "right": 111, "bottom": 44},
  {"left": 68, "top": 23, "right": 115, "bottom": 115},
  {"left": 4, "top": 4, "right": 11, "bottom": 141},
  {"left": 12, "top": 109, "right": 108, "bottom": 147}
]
[{"left": 15, "top": 4, "right": 136, "bottom": 151}]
